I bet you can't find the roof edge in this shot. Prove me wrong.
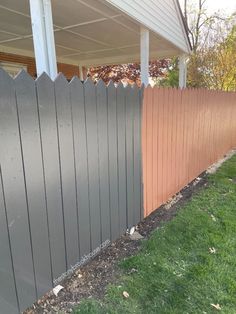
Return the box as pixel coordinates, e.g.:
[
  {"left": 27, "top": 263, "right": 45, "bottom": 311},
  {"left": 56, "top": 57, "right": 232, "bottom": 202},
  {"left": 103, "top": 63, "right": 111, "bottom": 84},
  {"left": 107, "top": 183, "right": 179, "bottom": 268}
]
[{"left": 175, "top": 0, "right": 192, "bottom": 52}]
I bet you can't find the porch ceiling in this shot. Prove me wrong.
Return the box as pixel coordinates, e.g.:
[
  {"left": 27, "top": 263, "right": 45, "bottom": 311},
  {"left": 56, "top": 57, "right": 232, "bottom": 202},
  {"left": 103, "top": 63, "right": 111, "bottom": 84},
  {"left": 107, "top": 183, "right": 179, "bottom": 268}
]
[{"left": 0, "top": 0, "right": 182, "bottom": 66}]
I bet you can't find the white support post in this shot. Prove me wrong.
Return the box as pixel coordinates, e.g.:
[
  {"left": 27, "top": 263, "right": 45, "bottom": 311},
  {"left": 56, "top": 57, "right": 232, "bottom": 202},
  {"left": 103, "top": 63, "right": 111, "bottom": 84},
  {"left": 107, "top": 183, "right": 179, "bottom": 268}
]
[
  {"left": 179, "top": 54, "right": 187, "bottom": 88},
  {"left": 29, "top": 0, "right": 57, "bottom": 79},
  {"left": 140, "top": 27, "right": 149, "bottom": 86},
  {"left": 79, "top": 65, "right": 84, "bottom": 81}
]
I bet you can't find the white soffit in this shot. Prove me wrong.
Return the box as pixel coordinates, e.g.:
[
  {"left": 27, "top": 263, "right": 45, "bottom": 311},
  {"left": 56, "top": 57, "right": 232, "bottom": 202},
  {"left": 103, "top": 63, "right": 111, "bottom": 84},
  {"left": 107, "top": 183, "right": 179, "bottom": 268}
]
[{"left": 0, "top": 0, "right": 184, "bottom": 66}]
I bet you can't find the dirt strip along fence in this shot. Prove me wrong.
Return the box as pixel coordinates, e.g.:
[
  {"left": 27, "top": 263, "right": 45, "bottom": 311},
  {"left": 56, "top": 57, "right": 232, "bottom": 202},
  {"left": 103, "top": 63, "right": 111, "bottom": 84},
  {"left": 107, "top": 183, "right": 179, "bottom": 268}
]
[
  {"left": 0, "top": 69, "right": 143, "bottom": 313},
  {"left": 142, "top": 86, "right": 236, "bottom": 217}
]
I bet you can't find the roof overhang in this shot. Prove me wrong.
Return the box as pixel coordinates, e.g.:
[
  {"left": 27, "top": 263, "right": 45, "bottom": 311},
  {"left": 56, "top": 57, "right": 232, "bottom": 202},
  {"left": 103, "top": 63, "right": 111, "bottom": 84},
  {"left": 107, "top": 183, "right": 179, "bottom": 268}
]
[{"left": 0, "top": 0, "right": 189, "bottom": 66}]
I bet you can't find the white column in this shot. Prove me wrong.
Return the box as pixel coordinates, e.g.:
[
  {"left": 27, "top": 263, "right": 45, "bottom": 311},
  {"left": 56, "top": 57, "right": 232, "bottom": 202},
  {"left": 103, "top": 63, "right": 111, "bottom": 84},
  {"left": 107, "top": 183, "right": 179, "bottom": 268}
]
[
  {"left": 140, "top": 27, "right": 149, "bottom": 86},
  {"left": 179, "top": 54, "right": 187, "bottom": 88},
  {"left": 29, "top": 0, "right": 57, "bottom": 79},
  {"left": 79, "top": 65, "right": 84, "bottom": 81}
]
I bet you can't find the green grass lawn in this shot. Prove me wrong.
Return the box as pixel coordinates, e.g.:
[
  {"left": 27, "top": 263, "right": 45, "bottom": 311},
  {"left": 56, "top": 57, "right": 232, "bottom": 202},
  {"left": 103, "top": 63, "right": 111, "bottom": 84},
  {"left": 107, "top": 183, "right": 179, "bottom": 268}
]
[{"left": 74, "top": 154, "right": 236, "bottom": 314}]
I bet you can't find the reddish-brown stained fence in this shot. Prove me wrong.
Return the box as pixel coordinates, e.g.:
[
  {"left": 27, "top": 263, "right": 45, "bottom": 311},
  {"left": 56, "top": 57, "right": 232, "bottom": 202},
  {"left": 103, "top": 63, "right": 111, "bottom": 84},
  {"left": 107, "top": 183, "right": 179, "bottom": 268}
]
[{"left": 142, "top": 87, "right": 236, "bottom": 217}]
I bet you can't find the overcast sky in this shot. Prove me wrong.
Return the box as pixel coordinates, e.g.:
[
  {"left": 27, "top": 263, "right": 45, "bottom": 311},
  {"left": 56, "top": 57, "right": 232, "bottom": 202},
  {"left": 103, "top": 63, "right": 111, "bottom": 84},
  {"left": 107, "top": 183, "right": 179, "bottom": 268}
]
[{"left": 179, "top": 0, "right": 236, "bottom": 15}]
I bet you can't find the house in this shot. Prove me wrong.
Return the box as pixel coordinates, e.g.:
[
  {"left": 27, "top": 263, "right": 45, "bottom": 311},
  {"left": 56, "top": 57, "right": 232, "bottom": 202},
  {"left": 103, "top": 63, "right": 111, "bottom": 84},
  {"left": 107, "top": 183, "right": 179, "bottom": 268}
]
[
  {"left": 0, "top": 0, "right": 191, "bottom": 86},
  {"left": 2, "top": 3, "right": 236, "bottom": 314}
]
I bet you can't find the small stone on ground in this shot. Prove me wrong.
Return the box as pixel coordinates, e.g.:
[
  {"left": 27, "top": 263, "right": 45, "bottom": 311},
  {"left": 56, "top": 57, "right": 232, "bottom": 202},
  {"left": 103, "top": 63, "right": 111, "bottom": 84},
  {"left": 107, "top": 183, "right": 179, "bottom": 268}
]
[{"left": 129, "top": 231, "right": 144, "bottom": 241}]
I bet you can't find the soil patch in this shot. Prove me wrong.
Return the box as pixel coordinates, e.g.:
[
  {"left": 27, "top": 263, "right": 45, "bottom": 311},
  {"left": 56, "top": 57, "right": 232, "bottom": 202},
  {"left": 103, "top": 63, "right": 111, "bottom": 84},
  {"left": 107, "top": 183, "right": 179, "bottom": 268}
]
[{"left": 25, "top": 173, "right": 208, "bottom": 314}]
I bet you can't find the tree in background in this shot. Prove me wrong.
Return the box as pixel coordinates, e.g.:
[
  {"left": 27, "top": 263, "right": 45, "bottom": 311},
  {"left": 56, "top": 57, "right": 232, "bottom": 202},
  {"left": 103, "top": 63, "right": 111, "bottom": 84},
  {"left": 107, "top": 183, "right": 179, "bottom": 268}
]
[
  {"left": 183, "top": 0, "right": 236, "bottom": 90},
  {"left": 156, "top": 58, "right": 179, "bottom": 87},
  {"left": 88, "top": 1, "right": 236, "bottom": 90},
  {"left": 199, "top": 20, "right": 236, "bottom": 90},
  {"left": 140, "top": 0, "right": 215, "bottom": 88},
  {"left": 162, "top": 1, "right": 236, "bottom": 90}
]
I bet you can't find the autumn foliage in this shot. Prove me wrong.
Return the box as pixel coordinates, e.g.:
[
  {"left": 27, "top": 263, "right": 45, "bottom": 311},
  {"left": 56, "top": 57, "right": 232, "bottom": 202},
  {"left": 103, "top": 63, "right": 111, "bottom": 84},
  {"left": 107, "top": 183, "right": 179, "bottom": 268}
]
[{"left": 88, "top": 59, "right": 170, "bottom": 86}]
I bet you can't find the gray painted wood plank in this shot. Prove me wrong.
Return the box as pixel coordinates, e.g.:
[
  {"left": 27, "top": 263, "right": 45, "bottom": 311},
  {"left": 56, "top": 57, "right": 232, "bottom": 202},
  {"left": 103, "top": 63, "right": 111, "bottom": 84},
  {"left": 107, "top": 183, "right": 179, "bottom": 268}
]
[
  {"left": 36, "top": 73, "right": 66, "bottom": 282},
  {"left": 15, "top": 71, "right": 52, "bottom": 297},
  {"left": 96, "top": 80, "right": 111, "bottom": 243},
  {"left": 0, "top": 166, "right": 19, "bottom": 314},
  {"left": 0, "top": 69, "right": 36, "bottom": 311},
  {"left": 125, "top": 85, "right": 135, "bottom": 228},
  {"left": 116, "top": 83, "right": 127, "bottom": 234},
  {"left": 107, "top": 82, "right": 120, "bottom": 240},
  {"left": 84, "top": 78, "right": 101, "bottom": 251},
  {"left": 0, "top": 296, "right": 19, "bottom": 314},
  {"left": 69, "top": 77, "right": 91, "bottom": 257},
  {"left": 54, "top": 74, "right": 79, "bottom": 268},
  {"left": 133, "top": 85, "right": 141, "bottom": 225}
]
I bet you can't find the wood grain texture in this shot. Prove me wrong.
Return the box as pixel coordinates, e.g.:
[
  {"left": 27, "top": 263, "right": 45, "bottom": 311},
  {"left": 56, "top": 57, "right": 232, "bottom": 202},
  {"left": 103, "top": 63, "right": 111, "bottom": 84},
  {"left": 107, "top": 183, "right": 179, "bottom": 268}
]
[{"left": 142, "top": 87, "right": 236, "bottom": 216}]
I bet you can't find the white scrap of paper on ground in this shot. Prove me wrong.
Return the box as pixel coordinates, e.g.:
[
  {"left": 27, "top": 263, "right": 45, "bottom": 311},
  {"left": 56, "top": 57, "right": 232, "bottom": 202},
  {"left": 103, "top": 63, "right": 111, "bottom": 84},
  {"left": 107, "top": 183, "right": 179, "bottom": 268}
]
[
  {"left": 129, "top": 226, "right": 135, "bottom": 235},
  {"left": 53, "top": 285, "right": 64, "bottom": 296}
]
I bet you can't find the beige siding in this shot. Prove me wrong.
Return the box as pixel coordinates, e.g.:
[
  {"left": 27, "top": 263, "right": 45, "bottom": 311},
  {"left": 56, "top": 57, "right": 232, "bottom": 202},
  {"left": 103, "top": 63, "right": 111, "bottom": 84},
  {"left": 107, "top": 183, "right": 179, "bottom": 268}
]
[{"left": 105, "top": 0, "right": 190, "bottom": 53}]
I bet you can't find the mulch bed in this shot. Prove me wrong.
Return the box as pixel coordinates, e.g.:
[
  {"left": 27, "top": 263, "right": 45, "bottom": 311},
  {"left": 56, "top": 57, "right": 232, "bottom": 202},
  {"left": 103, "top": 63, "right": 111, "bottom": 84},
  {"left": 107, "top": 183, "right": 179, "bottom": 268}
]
[{"left": 25, "top": 172, "right": 208, "bottom": 314}]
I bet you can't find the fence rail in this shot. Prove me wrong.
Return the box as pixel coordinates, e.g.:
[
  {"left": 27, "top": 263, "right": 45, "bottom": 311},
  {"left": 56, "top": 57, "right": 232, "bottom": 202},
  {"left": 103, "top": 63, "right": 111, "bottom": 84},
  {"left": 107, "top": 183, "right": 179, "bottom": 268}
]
[
  {"left": 142, "top": 87, "right": 236, "bottom": 216},
  {"left": 0, "top": 69, "right": 142, "bottom": 313}
]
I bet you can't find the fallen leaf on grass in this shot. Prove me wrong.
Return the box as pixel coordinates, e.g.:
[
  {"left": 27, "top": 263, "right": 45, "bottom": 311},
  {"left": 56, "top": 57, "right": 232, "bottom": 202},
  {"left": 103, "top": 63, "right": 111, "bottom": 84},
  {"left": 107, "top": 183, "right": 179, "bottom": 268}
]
[
  {"left": 123, "top": 291, "right": 129, "bottom": 298},
  {"left": 209, "top": 247, "right": 216, "bottom": 254},
  {"left": 211, "top": 303, "right": 221, "bottom": 310},
  {"left": 211, "top": 214, "right": 216, "bottom": 221}
]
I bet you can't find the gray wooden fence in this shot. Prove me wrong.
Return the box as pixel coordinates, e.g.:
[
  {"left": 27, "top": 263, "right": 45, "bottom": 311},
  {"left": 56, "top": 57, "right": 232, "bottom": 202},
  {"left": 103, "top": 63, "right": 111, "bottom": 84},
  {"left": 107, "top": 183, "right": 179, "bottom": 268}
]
[{"left": 0, "top": 69, "right": 143, "bottom": 313}]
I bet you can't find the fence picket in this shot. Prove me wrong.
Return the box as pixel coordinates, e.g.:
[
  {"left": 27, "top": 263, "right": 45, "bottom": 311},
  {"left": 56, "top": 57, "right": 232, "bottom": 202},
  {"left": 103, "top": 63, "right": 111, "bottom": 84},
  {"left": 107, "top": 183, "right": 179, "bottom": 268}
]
[
  {"left": 126, "top": 85, "right": 135, "bottom": 226},
  {"left": 36, "top": 73, "right": 67, "bottom": 281},
  {"left": 133, "top": 84, "right": 142, "bottom": 225},
  {"left": 0, "top": 167, "right": 19, "bottom": 314},
  {"left": 15, "top": 71, "right": 52, "bottom": 296},
  {"left": 70, "top": 77, "right": 91, "bottom": 257},
  {"left": 55, "top": 73, "right": 79, "bottom": 268},
  {"left": 117, "top": 83, "right": 127, "bottom": 233},
  {"left": 96, "top": 80, "right": 111, "bottom": 242},
  {"left": 107, "top": 81, "right": 119, "bottom": 240},
  {"left": 84, "top": 78, "right": 101, "bottom": 251},
  {"left": 0, "top": 69, "right": 36, "bottom": 311}
]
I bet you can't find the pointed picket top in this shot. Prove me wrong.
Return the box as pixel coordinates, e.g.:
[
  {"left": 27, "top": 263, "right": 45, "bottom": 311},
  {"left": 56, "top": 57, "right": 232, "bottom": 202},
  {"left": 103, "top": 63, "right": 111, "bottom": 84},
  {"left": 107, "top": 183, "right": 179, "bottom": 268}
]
[
  {"left": 54, "top": 72, "right": 68, "bottom": 85},
  {"left": 69, "top": 76, "right": 84, "bottom": 101},
  {"left": 116, "top": 82, "right": 126, "bottom": 105},
  {"left": 69, "top": 75, "right": 83, "bottom": 88},
  {"left": 84, "top": 76, "right": 95, "bottom": 88},
  {"left": 107, "top": 80, "right": 116, "bottom": 101},
  {"left": 128, "top": 83, "right": 136, "bottom": 95},
  {"left": 36, "top": 71, "right": 53, "bottom": 84},
  {"left": 107, "top": 80, "right": 116, "bottom": 90},
  {"left": 0, "top": 68, "right": 15, "bottom": 112},
  {"left": 116, "top": 81, "right": 125, "bottom": 90},
  {"left": 96, "top": 79, "right": 107, "bottom": 89},
  {"left": 139, "top": 82, "right": 145, "bottom": 91},
  {"left": 125, "top": 82, "right": 132, "bottom": 92},
  {"left": 131, "top": 82, "right": 139, "bottom": 92},
  {"left": 0, "top": 67, "right": 14, "bottom": 84},
  {"left": 15, "top": 69, "right": 35, "bottom": 86},
  {"left": 146, "top": 83, "right": 153, "bottom": 90},
  {"left": 139, "top": 82, "right": 145, "bottom": 90}
]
